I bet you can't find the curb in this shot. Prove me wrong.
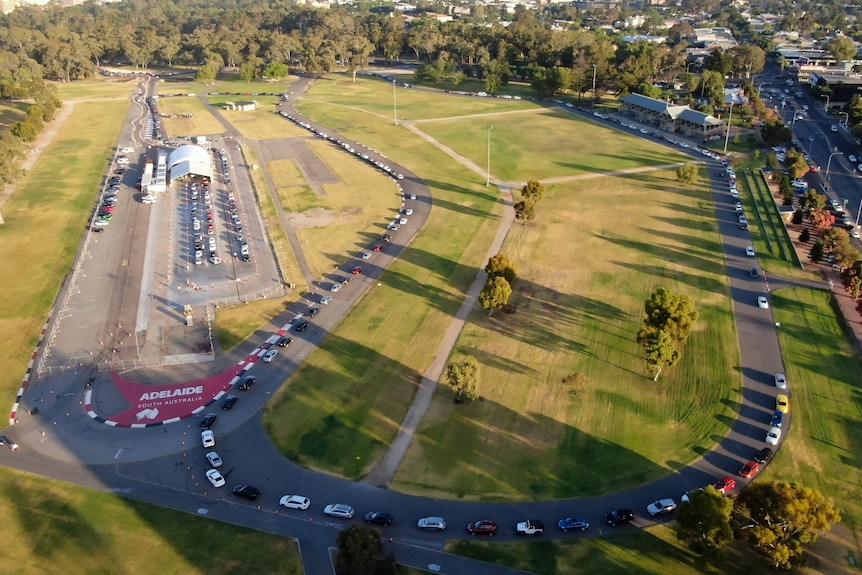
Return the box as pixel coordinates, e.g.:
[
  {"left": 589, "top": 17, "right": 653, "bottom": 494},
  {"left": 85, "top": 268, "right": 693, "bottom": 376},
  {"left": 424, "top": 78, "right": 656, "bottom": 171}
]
[{"left": 8, "top": 321, "right": 49, "bottom": 426}]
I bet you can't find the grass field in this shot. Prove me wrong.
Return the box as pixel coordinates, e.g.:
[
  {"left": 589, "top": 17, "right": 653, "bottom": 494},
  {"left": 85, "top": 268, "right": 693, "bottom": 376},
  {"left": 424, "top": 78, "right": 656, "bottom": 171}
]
[
  {"left": 215, "top": 104, "right": 307, "bottom": 140},
  {"left": 52, "top": 78, "right": 137, "bottom": 101},
  {"left": 0, "top": 466, "right": 302, "bottom": 575},
  {"left": 0, "top": 101, "right": 27, "bottom": 129},
  {"left": 391, "top": 168, "right": 739, "bottom": 500},
  {"left": 416, "top": 108, "right": 690, "bottom": 182},
  {"left": 0, "top": 100, "right": 127, "bottom": 400},
  {"left": 155, "top": 95, "right": 226, "bottom": 137},
  {"left": 214, "top": 296, "right": 294, "bottom": 351}
]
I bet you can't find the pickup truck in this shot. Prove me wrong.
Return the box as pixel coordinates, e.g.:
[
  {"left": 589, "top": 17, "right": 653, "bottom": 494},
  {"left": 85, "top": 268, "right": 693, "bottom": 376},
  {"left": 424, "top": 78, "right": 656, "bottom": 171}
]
[{"left": 516, "top": 519, "right": 544, "bottom": 536}]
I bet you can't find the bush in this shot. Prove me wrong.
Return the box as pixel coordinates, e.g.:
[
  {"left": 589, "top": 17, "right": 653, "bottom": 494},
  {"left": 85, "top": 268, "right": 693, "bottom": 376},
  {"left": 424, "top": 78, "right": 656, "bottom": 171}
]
[{"left": 800, "top": 228, "right": 810, "bottom": 243}]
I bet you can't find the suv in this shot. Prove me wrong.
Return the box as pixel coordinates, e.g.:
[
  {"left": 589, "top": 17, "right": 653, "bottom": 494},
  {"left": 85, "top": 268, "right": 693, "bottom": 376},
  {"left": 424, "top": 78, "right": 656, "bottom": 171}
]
[
  {"left": 516, "top": 519, "right": 545, "bottom": 535},
  {"left": 237, "top": 375, "right": 256, "bottom": 390},
  {"left": 233, "top": 484, "right": 261, "bottom": 500},
  {"left": 277, "top": 336, "right": 293, "bottom": 347},
  {"left": 294, "top": 320, "right": 309, "bottom": 332}
]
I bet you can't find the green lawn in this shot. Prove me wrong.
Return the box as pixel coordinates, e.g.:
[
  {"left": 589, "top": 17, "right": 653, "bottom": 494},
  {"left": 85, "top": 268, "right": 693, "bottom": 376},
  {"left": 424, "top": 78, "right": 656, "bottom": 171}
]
[
  {"left": 0, "top": 466, "right": 301, "bottom": 575},
  {"left": 392, "top": 169, "right": 739, "bottom": 500},
  {"left": 0, "top": 100, "right": 127, "bottom": 399},
  {"left": 416, "top": 108, "right": 690, "bottom": 182},
  {"left": 52, "top": 78, "right": 137, "bottom": 101},
  {"left": 155, "top": 95, "right": 226, "bottom": 137},
  {"left": 0, "top": 101, "right": 28, "bottom": 129}
]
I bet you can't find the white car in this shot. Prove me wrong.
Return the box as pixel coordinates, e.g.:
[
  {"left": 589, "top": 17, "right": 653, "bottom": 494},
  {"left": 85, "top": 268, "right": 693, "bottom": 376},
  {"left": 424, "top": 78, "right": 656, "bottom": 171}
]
[
  {"left": 738, "top": 215, "right": 748, "bottom": 225},
  {"left": 206, "top": 468, "right": 225, "bottom": 487},
  {"left": 849, "top": 155, "right": 858, "bottom": 163},
  {"left": 757, "top": 296, "right": 770, "bottom": 309},
  {"left": 409, "top": 194, "right": 417, "bottom": 200},
  {"left": 320, "top": 295, "right": 332, "bottom": 305},
  {"left": 417, "top": 516, "right": 447, "bottom": 531},
  {"left": 206, "top": 451, "right": 223, "bottom": 467},
  {"left": 774, "top": 373, "right": 787, "bottom": 389},
  {"left": 330, "top": 282, "right": 342, "bottom": 293},
  {"left": 646, "top": 499, "right": 677, "bottom": 516},
  {"left": 403, "top": 208, "right": 413, "bottom": 216},
  {"left": 746, "top": 246, "right": 756, "bottom": 257},
  {"left": 279, "top": 495, "right": 311, "bottom": 510},
  {"left": 201, "top": 430, "right": 215, "bottom": 448},
  {"left": 399, "top": 218, "right": 408, "bottom": 225},
  {"left": 360, "top": 251, "right": 371, "bottom": 260},
  {"left": 766, "top": 426, "right": 782, "bottom": 445},
  {"left": 323, "top": 504, "right": 354, "bottom": 519},
  {"left": 262, "top": 349, "right": 278, "bottom": 363}
]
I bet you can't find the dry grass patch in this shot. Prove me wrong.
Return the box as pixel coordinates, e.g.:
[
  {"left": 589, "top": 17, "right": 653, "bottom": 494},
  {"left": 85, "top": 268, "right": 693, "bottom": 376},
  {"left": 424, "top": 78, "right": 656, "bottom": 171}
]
[
  {"left": 392, "top": 169, "right": 739, "bottom": 500},
  {"left": 52, "top": 78, "right": 137, "bottom": 101},
  {"left": 224, "top": 107, "right": 309, "bottom": 140},
  {"left": 156, "top": 96, "right": 225, "bottom": 136},
  {"left": 214, "top": 296, "right": 294, "bottom": 352}
]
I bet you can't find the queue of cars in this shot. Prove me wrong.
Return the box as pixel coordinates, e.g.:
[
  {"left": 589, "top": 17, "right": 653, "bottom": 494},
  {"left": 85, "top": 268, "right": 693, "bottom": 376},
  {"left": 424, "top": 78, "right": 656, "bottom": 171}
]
[{"left": 92, "top": 162, "right": 129, "bottom": 230}]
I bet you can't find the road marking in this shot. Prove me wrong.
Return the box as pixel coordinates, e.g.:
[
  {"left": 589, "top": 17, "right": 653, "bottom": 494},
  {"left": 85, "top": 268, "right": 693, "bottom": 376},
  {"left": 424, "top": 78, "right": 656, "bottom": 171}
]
[{"left": 114, "top": 448, "right": 125, "bottom": 459}]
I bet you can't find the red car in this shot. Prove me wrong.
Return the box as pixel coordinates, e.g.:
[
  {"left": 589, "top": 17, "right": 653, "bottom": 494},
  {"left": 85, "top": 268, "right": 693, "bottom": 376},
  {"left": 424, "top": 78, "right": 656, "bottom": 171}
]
[
  {"left": 713, "top": 476, "right": 736, "bottom": 494},
  {"left": 372, "top": 244, "right": 383, "bottom": 252},
  {"left": 739, "top": 460, "right": 760, "bottom": 478},
  {"left": 352, "top": 266, "right": 362, "bottom": 274},
  {"left": 467, "top": 520, "right": 497, "bottom": 536}
]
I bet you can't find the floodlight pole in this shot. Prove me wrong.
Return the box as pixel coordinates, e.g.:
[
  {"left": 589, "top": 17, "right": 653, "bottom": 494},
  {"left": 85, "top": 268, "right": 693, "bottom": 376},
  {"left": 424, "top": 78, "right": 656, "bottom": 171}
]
[
  {"left": 486, "top": 125, "right": 493, "bottom": 187},
  {"left": 392, "top": 80, "right": 397, "bottom": 126},
  {"left": 723, "top": 103, "right": 734, "bottom": 154},
  {"left": 592, "top": 64, "right": 597, "bottom": 106},
  {"left": 856, "top": 196, "right": 862, "bottom": 229},
  {"left": 826, "top": 151, "right": 843, "bottom": 177},
  {"left": 821, "top": 94, "right": 830, "bottom": 111}
]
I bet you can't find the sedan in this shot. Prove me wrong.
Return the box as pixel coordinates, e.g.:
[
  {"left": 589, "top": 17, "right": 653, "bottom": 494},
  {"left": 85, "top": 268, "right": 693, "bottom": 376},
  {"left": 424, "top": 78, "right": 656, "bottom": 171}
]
[
  {"left": 771, "top": 410, "right": 784, "bottom": 427},
  {"left": 467, "top": 520, "right": 497, "bottom": 536},
  {"left": 201, "top": 430, "right": 215, "bottom": 448},
  {"left": 221, "top": 394, "right": 238, "bottom": 410},
  {"left": 364, "top": 512, "right": 394, "bottom": 526},
  {"left": 372, "top": 244, "right": 383, "bottom": 251},
  {"left": 330, "top": 283, "right": 342, "bottom": 293},
  {"left": 739, "top": 460, "right": 760, "bottom": 478},
  {"left": 379, "top": 234, "right": 391, "bottom": 242},
  {"left": 93, "top": 220, "right": 110, "bottom": 227},
  {"left": 277, "top": 336, "right": 294, "bottom": 347},
  {"left": 398, "top": 217, "right": 408, "bottom": 225},
  {"left": 199, "top": 413, "right": 217, "bottom": 429},
  {"left": 206, "top": 451, "right": 223, "bottom": 468},
  {"left": 360, "top": 251, "right": 371, "bottom": 260},
  {"left": 320, "top": 296, "right": 332, "bottom": 305},
  {"left": 294, "top": 320, "right": 309, "bottom": 332},
  {"left": 262, "top": 349, "right": 278, "bottom": 363},
  {"left": 754, "top": 447, "right": 774, "bottom": 464},
  {"left": 352, "top": 266, "right": 362, "bottom": 275},
  {"left": 774, "top": 373, "right": 787, "bottom": 389},
  {"left": 417, "top": 517, "right": 446, "bottom": 531},
  {"left": 757, "top": 296, "right": 769, "bottom": 309},
  {"left": 776, "top": 394, "right": 790, "bottom": 413},
  {"left": 205, "top": 469, "right": 225, "bottom": 488},
  {"left": 324, "top": 504, "right": 354, "bottom": 519},
  {"left": 605, "top": 509, "right": 634, "bottom": 525},
  {"left": 233, "top": 484, "right": 261, "bottom": 500},
  {"left": 745, "top": 246, "right": 756, "bottom": 257},
  {"left": 713, "top": 476, "right": 736, "bottom": 494},
  {"left": 766, "top": 426, "right": 782, "bottom": 445},
  {"left": 0, "top": 435, "right": 19, "bottom": 451},
  {"left": 647, "top": 499, "right": 677, "bottom": 516},
  {"left": 279, "top": 495, "right": 311, "bottom": 510},
  {"left": 306, "top": 307, "right": 320, "bottom": 318},
  {"left": 558, "top": 517, "right": 590, "bottom": 531}
]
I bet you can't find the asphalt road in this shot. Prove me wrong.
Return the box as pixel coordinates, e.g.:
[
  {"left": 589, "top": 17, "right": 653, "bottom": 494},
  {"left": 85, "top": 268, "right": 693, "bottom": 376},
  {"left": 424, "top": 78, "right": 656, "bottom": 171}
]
[{"left": 1, "top": 72, "right": 816, "bottom": 575}]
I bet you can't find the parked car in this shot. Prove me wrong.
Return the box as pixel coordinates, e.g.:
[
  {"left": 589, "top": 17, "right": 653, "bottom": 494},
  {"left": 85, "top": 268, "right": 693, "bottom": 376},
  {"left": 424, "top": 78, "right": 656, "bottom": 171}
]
[
  {"left": 776, "top": 394, "right": 790, "bottom": 413},
  {"left": 0, "top": 435, "right": 19, "bottom": 451},
  {"left": 201, "top": 430, "right": 215, "bottom": 448},
  {"left": 294, "top": 320, "right": 309, "bottom": 332},
  {"left": 277, "top": 336, "right": 293, "bottom": 347},
  {"left": 713, "top": 476, "right": 736, "bottom": 494},
  {"left": 330, "top": 283, "right": 342, "bottom": 293},
  {"left": 745, "top": 246, "right": 756, "bottom": 257},
  {"left": 516, "top": 519, "right": 545, "bottom": 535},
  {"left": 557, "top": 517, "right": 589, "bottom": 532},
  {"left": 237, "top": 375, "right": 256, "bottom": 390},
  {"left": 739, "top": 460, "right": 760, "bottom": 478},
  {"left": 364, "top": 512, "right": 394, "bottom": 526},
  {"left": 417, "top": 517, "right": 447, "bottom": 531},
  {"left": 221, "top": 394, "right": 238, "bottom": 410},
  {"left": 206, "top": 451, "right": 223, "bottom": 467},
  {"left": 320, "top": 295, "right": 332, "bottom": 305},
  {"left": 774, "top": 373, "right": 787, "bottom": 389},
  {"left": 199, "top": 413, "right": 217, "bottom": 429},
  {"left": 352, "top": 266, "right": 362, "bottom": 275},
  {"left": 647, "top": 499, "right": 677, "bottom": 516},
  {"left": 205, "top": 469, "right": 225, "bottom": 487},
  {"left": 754, "top": 447, "right": 774, "bottom": 464},
  {"left": 757, "top": 296, "right": 769, "bottom": 309},
  {"left": 766, "top": 426, "right": 782, "bottom": 445},
  {"left": 771, "top": 410, "right": 784, "bottom": 427},
  {"left": 605, "top": 509, "right": 634, "bottom": 525},
  {"left": 324, "top": 504, "right": 354, "bottom": 519},
  {"left": 279, "top": 495, "right": 311, "bottom": 510},
  {"left": 233, "top": 484, "right": 261, "bottom": 500},
  {"left": 467, "top": 520, "right": 497, "bottom": 535},
  {"left": 262, "top": 349, "right": 278, "bottom": 363}
]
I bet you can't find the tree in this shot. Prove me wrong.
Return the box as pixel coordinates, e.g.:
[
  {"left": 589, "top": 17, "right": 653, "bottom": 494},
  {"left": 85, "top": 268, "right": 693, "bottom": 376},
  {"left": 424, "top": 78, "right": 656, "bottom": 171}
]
[
  {"left": 792, "top": 209, "right": 804, "bottom": 225},
  {"left": 802, "top": 189, "right": 826, "bottom": 211},
  {"left": 677, "top": 486, "right": 734, "bottom": 559},
  {"left": 732, "top": 481, "right": 841, "bottom": 570},
  {"left": 520, "top": 179, "right": 544, "bottom": 202},
  {"left": 675, "top": 163, "right": 697, "bottom": 185},
  {"left": 641, "top": 287, "right": 699, "bottom": 342},
  {"left": 513, "top": 198, "right": 536, "bottom": 223},
  {"left": 799, "top": 228, "right": 810, "bottom": 243},
  {"left": 239, "top": 60, "right": 257, "bottom": 82},
  {"left": 263, "top": 61, "right": 288, "bottom": 81},
  {"left": 478, "top": 276, "right": 512, "bottom": 316},
  {"left": 810, "top": 209, "right": 835, "bottom": 230},
  {"left": 485, "top": 253, "right": 517, "bottom": 283},
  {"left": 445, "top": 356, "right": 479, "bottom": 401},
  {"left": 824, "top": 35, "right": 858, "bottom": 62},
  {"left": 334, "top": 524, "right": 385, "bottom": 575},
  {"left": 637, "top": 328, "right": 680, "bottom": 380},
  {"left": 760, "top": 120, "right": 793, "bottom": 146},
  {"left": 810, "top": 239, "right": 825, "bottom": 262}
]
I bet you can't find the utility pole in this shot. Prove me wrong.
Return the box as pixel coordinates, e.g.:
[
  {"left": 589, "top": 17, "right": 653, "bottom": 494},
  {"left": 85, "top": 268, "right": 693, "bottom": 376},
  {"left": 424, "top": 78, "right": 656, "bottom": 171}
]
[{"left": 486, "top": 125, "right": 493, "bottom": 187}]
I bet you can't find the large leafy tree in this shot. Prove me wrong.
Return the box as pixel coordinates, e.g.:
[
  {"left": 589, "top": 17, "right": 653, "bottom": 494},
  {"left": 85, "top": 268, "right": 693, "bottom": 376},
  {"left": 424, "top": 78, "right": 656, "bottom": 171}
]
[
  {"left": 445, "top": 356, "right": 479, "bottom": 401},
  {"left": 520, "top": 179, "right": 544, "bottom": 202},
  {"left": 334, "top": 524, "right": 392, "bottom": 575},
  {"left": 677, "top": 486, "right": 734, "bottom": 559},
  {"left": 732, "top": 482, "right": 841, "bottom": 571},
  {"left": 824, "top": 35, "right": 858, "bottom": 62},
  {"left": 641, "top": 287, "right": 699, "bottom": 343},
  {"left": 478, "top": 276, "right": 512, "bottom": 316},
  {"left": 636, "top": 328, "right": 679, "bottom": 380},
  {"left": 485, "top": 253, "right": 517, "bottom": 283}
]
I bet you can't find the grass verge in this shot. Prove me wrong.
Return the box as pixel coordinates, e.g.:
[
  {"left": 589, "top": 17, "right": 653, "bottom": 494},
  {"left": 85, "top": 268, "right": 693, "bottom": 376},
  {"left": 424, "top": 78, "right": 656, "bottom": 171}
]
[
  {"left": 0, "top": 466, "right": 302, "bottom": 575},
  {"left": 214, "top": 295, "right": 294, "bottom": 352}
]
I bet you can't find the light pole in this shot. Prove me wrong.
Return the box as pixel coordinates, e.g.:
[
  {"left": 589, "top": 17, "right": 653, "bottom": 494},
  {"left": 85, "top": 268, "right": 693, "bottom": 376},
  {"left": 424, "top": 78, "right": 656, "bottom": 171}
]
[
  {"left": 826, "top": 151, "right": 843, "bottom": 177},
  {"left": 855, "top": 196, "right": 862, "bottom": 230},
  {"left": 838, "top": 111, "right": 849, "bottom": 127},
  {"left": 723, "top": 102, "right": 734, "bottom": 154},
  {"left": 821, "top": 94, "right": 830, "bottom": 111},
  {"left": 392, "top": 80, "right": 397, "bottom": 126},
  {"left": 591, "top": 64, "right": 597, "bottom": 106},
  {"left": 686, "top": 62, "right": 696, "bottom": 74},
  {"left": 486, "top": 125, "right": 493, "bottom": 187}
]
